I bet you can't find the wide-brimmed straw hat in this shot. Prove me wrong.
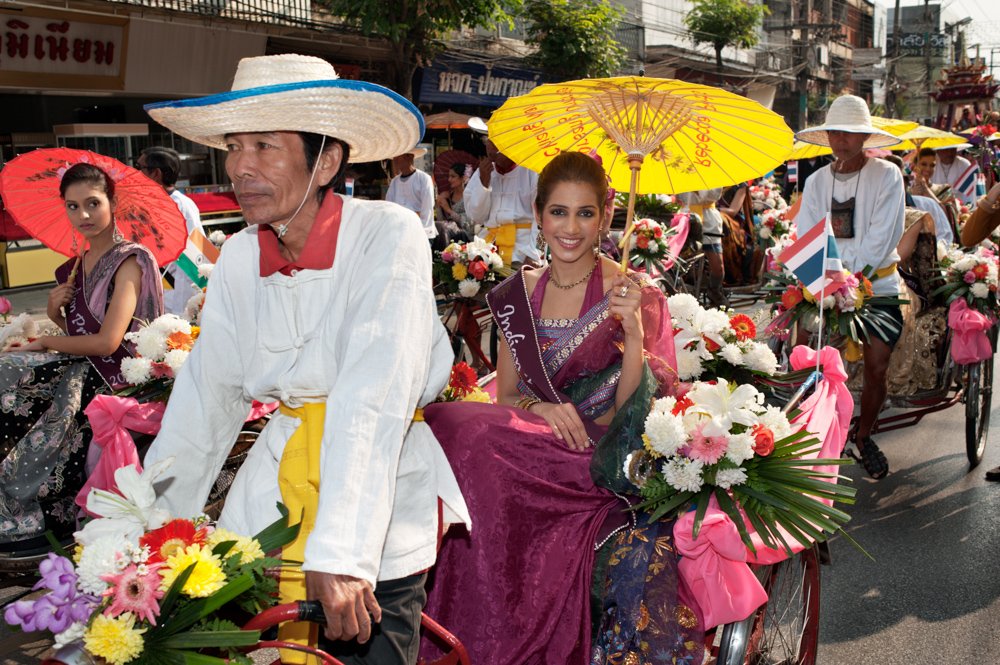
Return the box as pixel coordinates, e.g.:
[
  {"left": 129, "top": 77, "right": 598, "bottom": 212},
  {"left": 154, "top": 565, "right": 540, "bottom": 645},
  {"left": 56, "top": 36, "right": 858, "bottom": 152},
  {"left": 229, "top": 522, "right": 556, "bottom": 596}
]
[
  {"left": 796, "top": 95, "right": 900, "bottom": 149},
  {"left": 144, "top": 54, "right": 424, "bottom": 164}
]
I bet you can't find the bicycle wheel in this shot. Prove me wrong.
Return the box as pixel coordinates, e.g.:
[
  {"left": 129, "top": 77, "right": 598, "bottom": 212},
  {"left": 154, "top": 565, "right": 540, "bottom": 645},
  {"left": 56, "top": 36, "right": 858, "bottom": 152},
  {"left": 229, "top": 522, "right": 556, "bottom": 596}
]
[
  {"left": 965, "top": 359, "right": 992, "bottom": 468},
  {"left": 715, "top": 546, "right": 821, "bottom": 665}
]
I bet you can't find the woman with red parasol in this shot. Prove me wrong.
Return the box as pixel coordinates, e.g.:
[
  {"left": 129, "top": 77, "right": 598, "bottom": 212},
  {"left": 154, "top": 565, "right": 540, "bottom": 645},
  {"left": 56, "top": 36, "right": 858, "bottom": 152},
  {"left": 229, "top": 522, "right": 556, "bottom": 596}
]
[{"left": 0, "top": 154, "right": 172, "bottom": 551}]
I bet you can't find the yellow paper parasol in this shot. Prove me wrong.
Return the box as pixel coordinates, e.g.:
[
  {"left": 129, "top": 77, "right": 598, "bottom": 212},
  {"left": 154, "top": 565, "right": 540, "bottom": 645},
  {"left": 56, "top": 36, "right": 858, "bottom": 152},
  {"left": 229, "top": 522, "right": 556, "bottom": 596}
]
[
  {"left": 486, "top": 76, "right": 794, "bottom": 268},
  {"left": 787, "top": 116, "right": 919, "bottom": 160}
]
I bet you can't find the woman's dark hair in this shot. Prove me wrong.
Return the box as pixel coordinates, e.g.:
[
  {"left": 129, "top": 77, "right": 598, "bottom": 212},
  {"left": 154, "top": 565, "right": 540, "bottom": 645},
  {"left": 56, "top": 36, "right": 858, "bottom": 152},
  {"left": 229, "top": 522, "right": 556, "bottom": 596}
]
[
  {"left": 299, "top": 132, "right": 351, "bottom": 199},
  {"left": 918, "top": 147, "right": 936, "bottom": 160},
  {"left": 450, "top": 162, "right": 467, "bottom": 178},
  {"left": 59, "top": 163, "right": 115, "bottom": 200},
  {"left": 535, "top": 151, "right": 608, "bottom": 216}
]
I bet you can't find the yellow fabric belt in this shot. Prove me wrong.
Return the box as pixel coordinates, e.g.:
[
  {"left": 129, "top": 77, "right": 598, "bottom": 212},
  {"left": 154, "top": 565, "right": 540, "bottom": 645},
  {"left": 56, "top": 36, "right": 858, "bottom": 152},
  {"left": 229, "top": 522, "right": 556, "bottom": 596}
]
[
  {"left": 873, "top": 263, "right": 898, "bottom": 280},
  {"left": 275, "top": 402, "right": 423, "bottom": 663},
  {"left": 688, "top": 203, "right": 717, "bottom": 216},
  {"left": 484, "top": 223, "right": 532, "bottom": 265}
]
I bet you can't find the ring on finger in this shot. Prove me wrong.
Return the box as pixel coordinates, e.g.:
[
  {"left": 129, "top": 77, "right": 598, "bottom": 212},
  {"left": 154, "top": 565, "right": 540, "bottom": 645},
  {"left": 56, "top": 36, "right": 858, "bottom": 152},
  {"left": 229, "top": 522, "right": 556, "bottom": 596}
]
[{"left": 619, "top": 285, "right": 629, "bottom": 297}]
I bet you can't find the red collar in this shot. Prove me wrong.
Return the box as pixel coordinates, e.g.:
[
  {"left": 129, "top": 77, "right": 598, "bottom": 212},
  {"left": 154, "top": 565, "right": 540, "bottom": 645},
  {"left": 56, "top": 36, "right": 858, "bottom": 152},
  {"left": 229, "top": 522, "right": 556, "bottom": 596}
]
[{"left": 259, "top": 193, "right": 343, "bottom": 277}]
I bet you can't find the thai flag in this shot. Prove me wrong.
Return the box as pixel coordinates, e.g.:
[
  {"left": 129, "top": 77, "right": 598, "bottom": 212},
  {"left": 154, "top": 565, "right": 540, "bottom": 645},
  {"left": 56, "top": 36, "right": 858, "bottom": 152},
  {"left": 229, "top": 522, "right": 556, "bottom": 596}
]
[
  {"left": 956, "top": 163, "right": 979, "bottom": 200},
  {"left": 778, "top": 218, "right": 844, "bottom": 299},
  {"left": 787, "top": 160, "right": 798, "bottom": 183}
]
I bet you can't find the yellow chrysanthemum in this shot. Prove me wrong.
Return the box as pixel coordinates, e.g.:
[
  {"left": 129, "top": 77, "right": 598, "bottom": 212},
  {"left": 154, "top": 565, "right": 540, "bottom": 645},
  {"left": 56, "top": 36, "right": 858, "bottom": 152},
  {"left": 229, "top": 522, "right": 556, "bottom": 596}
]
[
  {"left": 159, "top": 544, "right": 227, "bottom": 597},
  {"left": 84, "top": 613, "right": 146, "bottom": 665},
  {"left": 461, "top": 387, "right": 493, "bottom": 404},
  {"left": 452, "top": 263, "right": 468, "bottom": 281},
  {"left": 206, "top": 528, "right": 265, "bottom": 565}
]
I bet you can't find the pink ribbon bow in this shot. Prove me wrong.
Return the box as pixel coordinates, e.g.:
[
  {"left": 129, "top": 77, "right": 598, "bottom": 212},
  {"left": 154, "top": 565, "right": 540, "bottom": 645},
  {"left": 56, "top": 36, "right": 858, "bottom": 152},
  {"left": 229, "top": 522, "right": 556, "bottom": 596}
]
[
  {"left": 674, "top": 496, "right": 768, "bottom": 629},
  {"left": 948, "top": 299, "right": 994, "bottom": 366}
]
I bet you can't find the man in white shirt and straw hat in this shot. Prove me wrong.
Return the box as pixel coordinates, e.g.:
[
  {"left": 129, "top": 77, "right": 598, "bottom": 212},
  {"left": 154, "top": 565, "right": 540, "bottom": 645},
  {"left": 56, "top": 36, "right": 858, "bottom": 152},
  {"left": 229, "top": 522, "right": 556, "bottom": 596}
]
[
  {"left": 141, "top": 54, "right": 469, "bottom": 665},
  {"left": 795, "top": 94, "right": 906, "bottom": 481},
  {"left": 386, "top": 147, "right": 437, "bottom": 240}
]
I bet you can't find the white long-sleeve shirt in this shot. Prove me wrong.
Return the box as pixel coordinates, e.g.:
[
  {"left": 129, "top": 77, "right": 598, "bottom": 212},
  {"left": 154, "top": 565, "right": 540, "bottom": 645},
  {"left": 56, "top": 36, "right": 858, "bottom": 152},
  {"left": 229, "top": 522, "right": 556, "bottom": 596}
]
[
  {"left": 932, "top": 155, "right": 976, "bottom": 206},
  {"left": 910, "top": 194, "right": 954, "bottom": 244},
  {"left": 163, "top": 189, "right": 206, "bottom": 315},
  {"left": 798, "top": 159, "right": 905, "bottom": 296},
  {"left": 464, "top": 166, "right": 541, "bottom": 263},
  {"left": 144, "top": 195, "right": 469, "bottom": 587},
  {"left": 386, "top": 169, "right": 437, "bottom": 239}
]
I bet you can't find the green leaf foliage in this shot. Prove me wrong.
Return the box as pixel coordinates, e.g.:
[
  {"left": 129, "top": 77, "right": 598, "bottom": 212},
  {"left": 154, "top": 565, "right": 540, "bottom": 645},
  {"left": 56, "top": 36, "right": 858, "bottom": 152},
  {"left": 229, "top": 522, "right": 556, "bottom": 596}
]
[
  {"left": 522, "top": 0, "right": 628, "bottom": 80},
  {"left": 684, "top": 0, "right": 769, "bottom": 69}
]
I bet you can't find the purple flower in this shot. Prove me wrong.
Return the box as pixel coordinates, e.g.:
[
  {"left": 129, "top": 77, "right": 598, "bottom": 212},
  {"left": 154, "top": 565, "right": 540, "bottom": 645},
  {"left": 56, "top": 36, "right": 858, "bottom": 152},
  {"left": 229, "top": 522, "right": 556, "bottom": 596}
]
[
  {"left": 4, "top": 599, "right": 41, "bottom": 632},
  {"left": 965, "top": 270, "right": 978, "bottom": 284},
  {"left": 33, "top": 553, "right": 77, "bottom": 597},
  {"left": 30, "top": 596, "right": 74, "bottom": 634}
]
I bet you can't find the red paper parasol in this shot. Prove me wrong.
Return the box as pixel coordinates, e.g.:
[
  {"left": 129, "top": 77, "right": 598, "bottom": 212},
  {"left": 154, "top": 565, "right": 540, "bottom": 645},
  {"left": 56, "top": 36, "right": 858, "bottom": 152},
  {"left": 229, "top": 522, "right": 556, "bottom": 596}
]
[
  {"left": 433, "top": 149, "right": 479, "bottom": 193},
  {"left": 0, "top": 148, "right": 187, "bottom": 265}
]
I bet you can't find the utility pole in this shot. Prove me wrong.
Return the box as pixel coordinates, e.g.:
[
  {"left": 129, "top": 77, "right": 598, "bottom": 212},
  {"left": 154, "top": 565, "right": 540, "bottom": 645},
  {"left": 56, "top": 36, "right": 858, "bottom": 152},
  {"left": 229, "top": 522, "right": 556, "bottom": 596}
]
[
  {"left": 887, "top": 0, "right": 901, "bottom": 117},
  {"left": 924, "top": 0, "right": 932, "bottom": 123},
  {"left": 798, "top": 0, "right": 813, "bottom": 130}
]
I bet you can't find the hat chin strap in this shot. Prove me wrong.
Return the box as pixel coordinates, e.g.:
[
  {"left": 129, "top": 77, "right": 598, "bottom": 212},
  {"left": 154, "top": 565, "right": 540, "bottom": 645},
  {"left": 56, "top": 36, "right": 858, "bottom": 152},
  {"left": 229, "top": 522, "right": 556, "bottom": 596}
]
[{"left": 275, "top": 135, "right": 326, "bottom": 240}]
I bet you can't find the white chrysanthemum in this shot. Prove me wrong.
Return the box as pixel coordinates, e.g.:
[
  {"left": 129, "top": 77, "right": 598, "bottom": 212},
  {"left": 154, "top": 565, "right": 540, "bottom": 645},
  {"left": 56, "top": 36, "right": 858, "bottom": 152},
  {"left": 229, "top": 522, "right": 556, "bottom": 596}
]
[
  {"left": 720, "top": 343, "right": 744, "bottom": 365},
  {"left": 743, "top": 343, "right": 779, "bottom": 375},
  {"left": 133, "top": 330, "right": 168, "bottom": 360},
  {"left": 725, "top": 431, "right": 756, "bottom": 464},
  {"left": 953, "top": 256, "right": 976, "bottom": 273},
  {"left": 197, "top": 263, "right": 215, "bottom": 280},
  {"left": 644, "top": 411, "right": 687, "bottom": 457},
  {"left": 150, "top": 314, "right": 192, "bottom": 336},
  {"left": 76, "top": 536, "right": 127, "bottom": 595},
  {"left": 970, "top": 282, "right": 989, "bottom": 299},
  {"left": 820, "top": 295, "right": 836, "bottom": 310},
  {"left": 120, "top": 357, "right": 153, "bottom": 385},
  {"left": 208, "top": 230, "right": 227, "bottom": 245},
  {"left": 758, "top": 405, "right": 793, "bottom": 441},
  {"left": 458, "top": 278, "right": 481, "bottom": 298},
  {"left": 488, "top": 252, "right": 503, "bottom": 269},
  {"left": 758, "top": 225, "right": 772, "bottom": 239},
  {"left": 698, "top": 308, "right": 731, "bottom": 335},
  {"left": 667, "top": 293, "right": 701, "bottom": 322},
  {"left": 184, "top": 292, "right": 205, "bottom": 325},
  {"left": 54, "top": 622, "right": 87, "bottom": 649},
  {"left": 662, "top": 457, "right": 705, "bottom": 493},
  {"left": 650, "top": 396, "right": 677, "bottom": 415},
  {"left": 163, "top": 349, "right": 189, "bottom": 374},
  {"left": 715, "top": 467, "right": 749, "bottom": 489},
  {"left": 675, "top": 348, "right": 704, "bottom": 381}
]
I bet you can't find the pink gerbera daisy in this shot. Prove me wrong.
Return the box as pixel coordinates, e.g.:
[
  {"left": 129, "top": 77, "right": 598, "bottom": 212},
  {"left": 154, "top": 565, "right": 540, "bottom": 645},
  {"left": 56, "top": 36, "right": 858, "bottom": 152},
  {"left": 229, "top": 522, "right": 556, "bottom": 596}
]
[
  {"left": 686, "top": 423, "right": 729, "bottom": 465},
  {"left": 101, "top": 563, "right": 164, "bottom": 625}
]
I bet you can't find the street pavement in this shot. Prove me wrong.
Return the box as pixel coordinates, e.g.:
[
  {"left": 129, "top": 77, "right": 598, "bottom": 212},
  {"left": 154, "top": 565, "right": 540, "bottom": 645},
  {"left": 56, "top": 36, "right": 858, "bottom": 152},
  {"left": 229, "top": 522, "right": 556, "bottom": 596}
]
[{"left": 2, "top": 283, "right": 1000, "bottom": 664}]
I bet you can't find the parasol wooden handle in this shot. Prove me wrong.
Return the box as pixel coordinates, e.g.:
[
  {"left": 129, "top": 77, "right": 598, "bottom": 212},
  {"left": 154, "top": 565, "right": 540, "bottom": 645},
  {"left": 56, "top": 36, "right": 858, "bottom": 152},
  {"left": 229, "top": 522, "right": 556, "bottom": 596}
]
[
  {"left": 618, "top": 157, "right": 644, "bottom": 273},
  {"left": 66, "top": 256, "right": 81, "bottom": 285}
]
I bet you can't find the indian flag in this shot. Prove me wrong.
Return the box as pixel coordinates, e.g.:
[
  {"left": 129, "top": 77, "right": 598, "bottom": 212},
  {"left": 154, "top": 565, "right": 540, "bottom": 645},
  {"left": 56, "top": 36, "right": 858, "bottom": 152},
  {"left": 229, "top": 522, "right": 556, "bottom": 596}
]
[{"left": 176, "top": 230, "right": 220, "bottom": 289}]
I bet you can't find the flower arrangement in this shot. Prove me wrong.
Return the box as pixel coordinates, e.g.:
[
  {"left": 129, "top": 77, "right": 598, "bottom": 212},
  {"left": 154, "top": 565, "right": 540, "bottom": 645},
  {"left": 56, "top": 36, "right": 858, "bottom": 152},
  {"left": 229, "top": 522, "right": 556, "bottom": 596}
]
[
  {"left": 208, "top": 230, "right": 228, "bottom": 247},
  {"left": 757, "top": 208, "right": 795, "bottom": 245},
  {"left": 437, "top": 362, "right": 492, "bottom": 403},
  {"left": 933, "top": 243, "right": 1000, "bottom": 316},
  {"left": 763, "top": 268, "right": 905, "bottom": 360},
  {"left": 0, "top": 312, "right": 63, "bottom": 352},
  {"left": 433, "top": 237, "right": 505, "bottom": 298},
  {"left": 749, "top": 176, "right": 788, "bottom": 212},
  {"left": 616, "top": 192, "right": 680, "bottom": 220},
  {"left": 4, "top": 460, "right": 298, "bottom": 665},
  {"left": 118, "top": 315, "right": 199, "bottom": 398},
  {"left": 625, "top": 380, "right": 854, "bottom": 551},
  {"left": 667, "top": 293, "right": 779, "bottom": 382},
  {"left": 626, "top": 217, "right": 679, "bottom": 275}
]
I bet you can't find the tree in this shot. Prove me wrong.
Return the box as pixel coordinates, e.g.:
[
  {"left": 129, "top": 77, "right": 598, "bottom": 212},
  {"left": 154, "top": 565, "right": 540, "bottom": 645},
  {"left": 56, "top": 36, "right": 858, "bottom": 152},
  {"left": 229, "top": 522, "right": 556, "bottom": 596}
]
[
  {"left": 684, "top": 0, "right": 768, "bottom": 71},
  {"left": 522, "top": 0, "right": 628, "bottom": 81},
  {"left": 313, "top": 0, "right": 519, "bottom": 100}
]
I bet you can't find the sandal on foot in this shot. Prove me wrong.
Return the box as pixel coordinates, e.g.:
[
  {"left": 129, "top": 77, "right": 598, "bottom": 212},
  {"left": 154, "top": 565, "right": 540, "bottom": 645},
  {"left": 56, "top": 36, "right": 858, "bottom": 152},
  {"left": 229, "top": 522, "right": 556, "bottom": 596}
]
[{"left": 847, "top": 437, "right": 889, "bottom": 480}]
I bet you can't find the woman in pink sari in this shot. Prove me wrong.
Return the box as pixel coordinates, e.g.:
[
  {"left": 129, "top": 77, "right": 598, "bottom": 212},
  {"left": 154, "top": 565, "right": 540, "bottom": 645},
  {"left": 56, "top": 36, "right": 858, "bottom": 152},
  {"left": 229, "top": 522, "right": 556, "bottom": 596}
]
[
  {"left": 0, "top": 163, "right": 162, "bottom": 550},
  {"left": 422, "top": 153, "right": 703, "bottom": 664}
]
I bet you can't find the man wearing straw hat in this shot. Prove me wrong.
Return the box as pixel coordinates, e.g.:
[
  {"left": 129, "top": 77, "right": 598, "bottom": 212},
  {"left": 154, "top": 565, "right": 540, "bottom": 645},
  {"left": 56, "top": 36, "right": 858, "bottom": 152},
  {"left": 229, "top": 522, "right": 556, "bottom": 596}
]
[
  {"left": 386, "top": 147, "right": 437, "bottom": 240},
  {"left": 796, "top": 94, "right": 906, "bottom": 480},
  {"left": 465, "top": 117, "right": 542, "bottom": 267},
  {"left": 141, "top": 54, "right": 470, "bottom": 664}
]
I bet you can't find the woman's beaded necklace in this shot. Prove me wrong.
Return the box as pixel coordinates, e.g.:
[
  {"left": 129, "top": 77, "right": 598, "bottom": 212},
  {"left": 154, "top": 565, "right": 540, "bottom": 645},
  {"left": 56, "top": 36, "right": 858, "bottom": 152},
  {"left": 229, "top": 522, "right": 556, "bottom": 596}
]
[{"left": 548, "top": 259, "right": 597, "bottom": 290}]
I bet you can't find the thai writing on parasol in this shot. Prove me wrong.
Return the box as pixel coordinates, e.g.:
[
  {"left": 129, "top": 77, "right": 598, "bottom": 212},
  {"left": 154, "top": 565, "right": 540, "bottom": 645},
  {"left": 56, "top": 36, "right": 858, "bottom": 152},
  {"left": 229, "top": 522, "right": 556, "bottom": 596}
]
[
  {"left": 0, "top": 148, "right": 187, "bottom": 266},
  {"left": 484, "top": 76, "right": 795, "bottom": 268}
]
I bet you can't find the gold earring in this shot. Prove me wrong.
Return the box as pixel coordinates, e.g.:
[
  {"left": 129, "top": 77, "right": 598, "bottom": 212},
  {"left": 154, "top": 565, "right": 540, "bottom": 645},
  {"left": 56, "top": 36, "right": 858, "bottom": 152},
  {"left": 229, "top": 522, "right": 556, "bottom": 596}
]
[{"left": 112, "top": 220, "right": 124, "bottom": 244}]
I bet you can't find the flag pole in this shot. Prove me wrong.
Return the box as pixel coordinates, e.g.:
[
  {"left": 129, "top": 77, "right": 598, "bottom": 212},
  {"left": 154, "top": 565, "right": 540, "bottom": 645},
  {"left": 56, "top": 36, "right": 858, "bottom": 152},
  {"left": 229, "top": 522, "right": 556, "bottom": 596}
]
[{"left": 814, "top": 218, "right": 828, "bottom": 376}]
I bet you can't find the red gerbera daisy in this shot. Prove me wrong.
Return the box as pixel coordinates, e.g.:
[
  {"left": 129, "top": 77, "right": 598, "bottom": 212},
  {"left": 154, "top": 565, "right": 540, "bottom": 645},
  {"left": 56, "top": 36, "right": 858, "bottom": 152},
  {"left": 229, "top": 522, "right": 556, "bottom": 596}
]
[
  {"left": 729, "top": 314, "right": 756, "bottom": 341},
  {"left": 448, "top": 362, "right": 478, "bottom": 398},
  {"left": 140, "top": 519, "right": 207, "bottom": 564}
]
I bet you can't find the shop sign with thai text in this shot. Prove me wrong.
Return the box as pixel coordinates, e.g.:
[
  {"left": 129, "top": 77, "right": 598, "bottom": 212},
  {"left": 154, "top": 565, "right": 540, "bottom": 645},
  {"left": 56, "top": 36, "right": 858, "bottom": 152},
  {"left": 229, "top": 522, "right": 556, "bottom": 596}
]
[
  {"left": 886, "top": 33, "right": 948, "bottom": 58},
  {"left": 419, "top": 57, "right": 542, "bottom": 107},
  {"left": 0, "top": 7, "right": 128, "bottom": 90}
]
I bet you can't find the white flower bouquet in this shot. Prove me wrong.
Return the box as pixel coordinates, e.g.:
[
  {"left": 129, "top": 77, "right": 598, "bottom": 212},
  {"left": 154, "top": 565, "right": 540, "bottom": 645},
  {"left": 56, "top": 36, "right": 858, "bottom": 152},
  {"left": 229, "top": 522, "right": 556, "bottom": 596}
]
[
  {"left": 626, "top": 217, "right": 679, "bottom": 275},
  {"left": 433, "top": 237, "right": 506, "bottom": 299},
  {"left": 625, "top": 380, "right": 855, "bottom": 552},
  {"left": 668, "top": 293, "right": 779, "bottom": 382},
  {"left": 118, "top": 315, "right": 198, "bottom": 400},
  {"left": 934, "top": 243, "right": 1000, "bottom": 316},
  {"left": 749, "top": 176, "right": 788, "bottom": 212}
]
